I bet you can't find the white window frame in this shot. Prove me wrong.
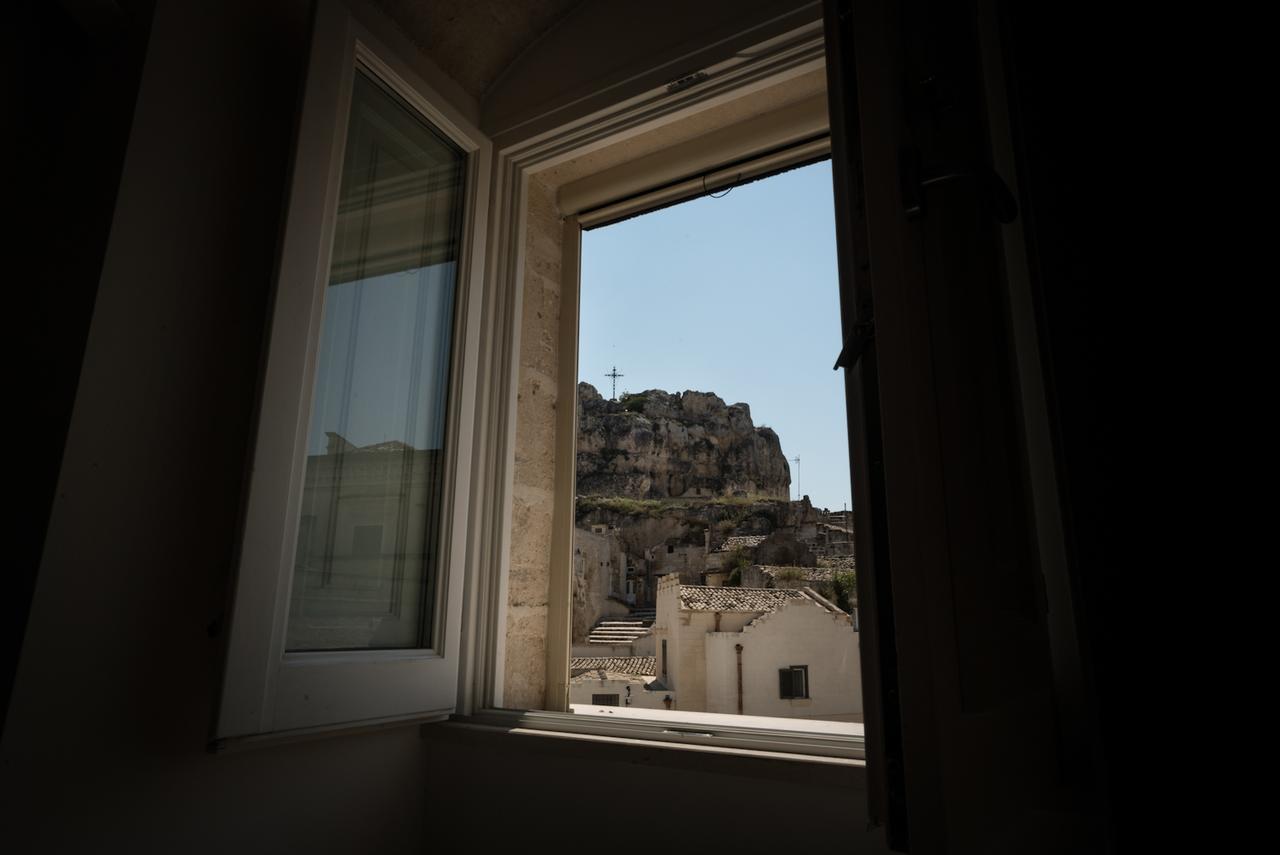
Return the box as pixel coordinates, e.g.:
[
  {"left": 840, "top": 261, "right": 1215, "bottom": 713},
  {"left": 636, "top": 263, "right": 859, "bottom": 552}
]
[
  {"left": 215, "top": 0, "right": 491, "bottom": 746},
  {"left": 456, "top": 17, "right": 866, "bottom": 764}
]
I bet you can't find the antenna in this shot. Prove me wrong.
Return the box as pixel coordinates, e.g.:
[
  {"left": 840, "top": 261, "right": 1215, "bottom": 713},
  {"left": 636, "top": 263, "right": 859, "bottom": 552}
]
[{"left": 605, "top": 366, "right": 624, "bottom": 400}]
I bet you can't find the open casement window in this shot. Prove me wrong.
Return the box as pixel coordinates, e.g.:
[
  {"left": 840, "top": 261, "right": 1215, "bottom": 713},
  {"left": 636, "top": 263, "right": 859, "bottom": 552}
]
[{"left": 215, "top": 0, "right": 490, "bottom": 745}]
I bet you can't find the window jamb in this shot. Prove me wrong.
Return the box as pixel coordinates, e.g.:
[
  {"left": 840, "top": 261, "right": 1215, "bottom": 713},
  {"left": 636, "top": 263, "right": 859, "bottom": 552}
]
[{"left": 462, "top": 21, "right": 865, "bottom": 761}]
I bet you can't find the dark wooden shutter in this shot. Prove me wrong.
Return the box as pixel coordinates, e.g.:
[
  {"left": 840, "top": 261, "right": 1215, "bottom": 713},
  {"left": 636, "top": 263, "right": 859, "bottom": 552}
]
[{"left": 822, "top": 0, "right": 1105, "bottom": 851}]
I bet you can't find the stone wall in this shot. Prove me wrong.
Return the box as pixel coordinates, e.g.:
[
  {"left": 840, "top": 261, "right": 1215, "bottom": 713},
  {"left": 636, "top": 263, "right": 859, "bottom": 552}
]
[
  {"left": 572, "top": 526, "right": 631, "bottom": 642},
  {"left": 504, "top": 175, "right": 562, "bottom": 708}
]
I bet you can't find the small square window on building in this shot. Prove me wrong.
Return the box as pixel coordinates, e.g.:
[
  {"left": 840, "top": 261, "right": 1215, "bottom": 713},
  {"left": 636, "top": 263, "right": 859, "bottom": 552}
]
[
  {"left": 591, "top": 694, "right": 620, "bottom": 706},
  {"left": 778, "top": 665, "right": 809, "bottom": 699}
]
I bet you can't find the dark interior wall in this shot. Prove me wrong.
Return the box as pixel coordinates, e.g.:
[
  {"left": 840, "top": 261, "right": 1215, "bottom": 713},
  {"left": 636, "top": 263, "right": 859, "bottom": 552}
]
[
  {"left": 2, "top": 1, "right": 428, "bottom": 851},
  {"left": 1001, "top": 3, "right": 1136, "bottom": 842},
  {"left": 423, "top": 727, "right": 886, "bottom": 850},
  {"left": 8, "top": 0, "right": 155, "bottom": 736}
]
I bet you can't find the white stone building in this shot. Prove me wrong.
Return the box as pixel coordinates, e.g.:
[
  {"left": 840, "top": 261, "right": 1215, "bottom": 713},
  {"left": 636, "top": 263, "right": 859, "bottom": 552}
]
[
  {"left": 650, "top": 575, "right": 861, "bottom": 722},
  {"left": 568, "top": 656, "right": 674, "bottom": 711}
]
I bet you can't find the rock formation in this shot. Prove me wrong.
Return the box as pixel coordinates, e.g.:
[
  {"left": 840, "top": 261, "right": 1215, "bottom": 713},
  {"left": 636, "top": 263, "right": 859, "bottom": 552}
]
[{"left": 576, "top": 382, "right": 790, "bottom": 500}]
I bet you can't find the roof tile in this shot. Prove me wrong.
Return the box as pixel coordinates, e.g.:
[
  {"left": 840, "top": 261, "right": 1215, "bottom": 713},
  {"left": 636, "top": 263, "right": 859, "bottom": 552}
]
[
  {"left": 569, "top": 656, "right": 657, "bottom": 677},
  {"left": 677, "top": 585, "right": 806, "bottom": 612}
]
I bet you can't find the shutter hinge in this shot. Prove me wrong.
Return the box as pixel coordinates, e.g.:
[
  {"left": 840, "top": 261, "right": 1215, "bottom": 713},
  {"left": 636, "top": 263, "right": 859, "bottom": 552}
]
[
  {"left": 834, "top": 319, "right": 875, "bottom": 370},
  {"left": 900, "top": 146, "right": 1018, "bottom": 224}
]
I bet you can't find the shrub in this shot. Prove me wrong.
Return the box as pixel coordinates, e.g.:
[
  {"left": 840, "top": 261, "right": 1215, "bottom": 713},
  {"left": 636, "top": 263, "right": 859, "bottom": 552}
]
[
  {"left": 831, "top": 570, "right": 857, "bottom": 613},
  {"left": 620, "top": 394, "right": 647, "bottom": 413},
  {"left": 728, "top": 548, "right": 752, "bottom": 571},
  {"left": 575, "top": 496, "right": 666, "bottom": 519},
  {"left": 773, "top": 567, "right": 806, "bottom": 584}
]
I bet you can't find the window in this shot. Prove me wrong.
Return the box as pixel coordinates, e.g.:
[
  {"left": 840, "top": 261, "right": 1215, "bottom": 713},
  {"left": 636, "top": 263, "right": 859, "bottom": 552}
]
[
  {"left": 779, "top": 665, "right": 809, "bottom": 699},
  {"left": 214, "top": 0, "right": 490, "bottom": 744},
  {"left": 591, "top": 694, "right": 621, "bottom": 706},
  {"left": 457, "top": 16, "right": 866, "bottom": 762}
]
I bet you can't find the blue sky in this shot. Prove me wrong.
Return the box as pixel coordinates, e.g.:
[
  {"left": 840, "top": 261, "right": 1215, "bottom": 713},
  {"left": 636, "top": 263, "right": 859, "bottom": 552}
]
[{"left": 579, "top": 160, "right": 851, "bottom": 512}]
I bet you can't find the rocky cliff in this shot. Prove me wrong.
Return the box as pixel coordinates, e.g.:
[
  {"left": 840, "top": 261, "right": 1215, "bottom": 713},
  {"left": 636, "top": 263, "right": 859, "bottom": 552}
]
[{"left": 576, "top": 382, "right": 790, "bottom": 500}]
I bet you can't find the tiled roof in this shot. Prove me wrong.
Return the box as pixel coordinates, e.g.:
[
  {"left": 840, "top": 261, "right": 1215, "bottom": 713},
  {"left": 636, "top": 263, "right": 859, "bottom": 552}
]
[
  {"left": 570, "top": 656, "right": 657, "bottom": 677},
  {"left": 712, "top": 535, "right": 767, "bottom": 553},
  {"left": 760, "top": 565, "right": 835, "bottom": 582},
  {"left": 677, "top": 585, "right": 806, "bottom": 612}
]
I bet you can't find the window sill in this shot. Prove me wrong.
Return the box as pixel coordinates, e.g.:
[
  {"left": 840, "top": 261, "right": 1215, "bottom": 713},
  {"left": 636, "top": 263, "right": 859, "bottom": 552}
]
[{"left": 436, "top": 708, "right": 865, "bottom": 771}]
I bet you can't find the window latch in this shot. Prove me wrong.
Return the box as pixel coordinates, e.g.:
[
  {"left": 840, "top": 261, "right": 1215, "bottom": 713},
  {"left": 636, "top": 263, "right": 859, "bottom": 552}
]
[
  {"left": 834, "top": 319, "right": 875, "bottom": 370},
  {"left": 899, "top": 146, "right": 1018, "bottom": 224}
]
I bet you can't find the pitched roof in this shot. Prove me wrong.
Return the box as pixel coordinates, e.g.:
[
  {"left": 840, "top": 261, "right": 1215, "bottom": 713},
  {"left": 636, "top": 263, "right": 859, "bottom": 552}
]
[
  {"left": 759, "top": 565, "right": 836, "bottom": 583},
  {"left": 712, "top": 534, "right": 767, "bottom": 553},
  {"left": 677, "top": 585, "right": 806, "bottom": 613},
  {"left": 569, "top": 656, "right": 656, "bottom": 677}
]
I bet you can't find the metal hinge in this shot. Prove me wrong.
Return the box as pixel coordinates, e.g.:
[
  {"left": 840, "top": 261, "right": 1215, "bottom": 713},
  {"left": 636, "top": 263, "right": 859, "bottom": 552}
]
[
  {"left": 900, "top": 146, "right": 1018, "bottom": 223},
  {"left": 833, "top": 319, "right": 875, "bottom": 370},
  {"left": 667, "top": 70, "right": 709, "bottom": 94}
]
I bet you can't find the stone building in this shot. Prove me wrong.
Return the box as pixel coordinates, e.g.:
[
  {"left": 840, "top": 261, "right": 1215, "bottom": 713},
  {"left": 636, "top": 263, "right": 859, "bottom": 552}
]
[
  {"left": 571, "top": 525, "right": 634, "bottom": 643},
  {"left": 650, "top": 576, "right": 861, "bottom": 721},
  {"left": 567, "top": 656, "right": 673, "bottom": 711},
  {"left": 645, "top": 538, "right": 708, "bottom": 585}
]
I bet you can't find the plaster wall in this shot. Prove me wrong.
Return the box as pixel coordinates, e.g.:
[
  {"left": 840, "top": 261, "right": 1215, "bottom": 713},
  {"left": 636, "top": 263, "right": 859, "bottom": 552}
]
[
  {"left": 423, "top": 726, "right": 887, "bottom": 851},
  {"left": 655, "top": 576, "right": 758, "bottom": 712},
  {"left": 572, "top": 633, "right": 656, "bottom": 658},
  {"left": 569, "top": 674, "right": 673, "bottom": 710},
  {"left": 670, "top": 610, "right": 759, "bottom": 712},
  {"left": 720, "top": 600, "right": 861, "bottom": 720}
]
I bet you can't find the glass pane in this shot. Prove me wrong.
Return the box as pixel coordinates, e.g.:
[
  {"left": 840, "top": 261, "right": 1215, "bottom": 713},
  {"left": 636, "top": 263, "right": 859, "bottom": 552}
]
[{"left": 286, "top": 70, "right": 465, "bottom": 651}]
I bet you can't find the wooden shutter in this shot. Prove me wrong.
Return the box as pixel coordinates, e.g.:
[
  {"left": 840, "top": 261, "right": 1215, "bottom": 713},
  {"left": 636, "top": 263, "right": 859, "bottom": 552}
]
[{"left": 822, "top": 0, "right": 1102, "bottom": 851}]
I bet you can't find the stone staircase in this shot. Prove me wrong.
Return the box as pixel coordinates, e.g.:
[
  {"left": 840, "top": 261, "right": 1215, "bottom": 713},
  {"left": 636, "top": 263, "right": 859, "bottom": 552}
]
[{"left": 585, "top": 608, "right": 655, "bottom": 644}]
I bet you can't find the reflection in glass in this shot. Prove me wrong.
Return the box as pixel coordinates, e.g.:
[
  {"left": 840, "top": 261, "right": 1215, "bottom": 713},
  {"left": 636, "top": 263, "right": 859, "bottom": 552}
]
[{"left": 286, "top": 70, "right": 465, "bottom": 651}]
